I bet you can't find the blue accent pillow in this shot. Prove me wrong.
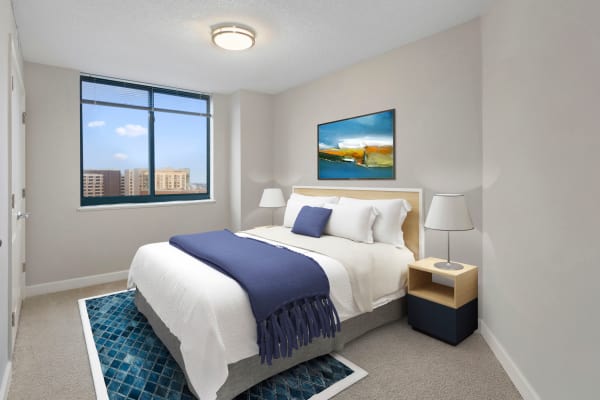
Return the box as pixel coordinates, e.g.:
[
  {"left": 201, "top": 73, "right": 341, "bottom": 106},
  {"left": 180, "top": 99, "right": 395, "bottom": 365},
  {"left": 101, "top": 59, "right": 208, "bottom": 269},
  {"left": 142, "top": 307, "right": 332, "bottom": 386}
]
[{"left": 292, "top": 206, "right": 333, "bottom": 238}]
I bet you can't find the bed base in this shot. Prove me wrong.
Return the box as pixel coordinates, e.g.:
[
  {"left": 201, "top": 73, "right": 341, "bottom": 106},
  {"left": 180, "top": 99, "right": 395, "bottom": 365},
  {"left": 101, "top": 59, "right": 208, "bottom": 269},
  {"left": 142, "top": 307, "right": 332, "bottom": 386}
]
[{"left": 135, "top": 290, "right": 406, "bottom": 400}]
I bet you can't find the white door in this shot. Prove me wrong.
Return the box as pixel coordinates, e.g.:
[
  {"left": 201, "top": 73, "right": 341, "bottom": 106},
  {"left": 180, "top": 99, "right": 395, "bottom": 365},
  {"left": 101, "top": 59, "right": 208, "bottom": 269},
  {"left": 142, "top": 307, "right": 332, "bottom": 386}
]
[{"left": 9, "top": 40, "right": 26, "bottom": 351}]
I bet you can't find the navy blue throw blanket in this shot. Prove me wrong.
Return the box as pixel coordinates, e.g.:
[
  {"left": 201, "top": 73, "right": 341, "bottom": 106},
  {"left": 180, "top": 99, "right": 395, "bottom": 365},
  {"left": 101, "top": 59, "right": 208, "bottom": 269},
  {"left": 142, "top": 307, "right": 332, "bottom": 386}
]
[{"left": 169, "top": 230, "right": 341, "bottom": 365}]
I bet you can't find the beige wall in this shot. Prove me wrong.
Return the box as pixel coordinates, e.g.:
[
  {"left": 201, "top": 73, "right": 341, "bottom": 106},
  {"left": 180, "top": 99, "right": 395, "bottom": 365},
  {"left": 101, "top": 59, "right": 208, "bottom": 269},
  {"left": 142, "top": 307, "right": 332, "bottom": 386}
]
[
  {"left": 24, "top": 21, "right": 484, "bottom": 289},
  {"left": 238, "top": 91, "right": 274, "bottom": 229},
  {"left": 24, "top": 19, "right": 484, "bottom": 291},
  {"left": 272, "top": 20, "right": 483, "bottom": 268},
  {"left": 24, "top": 62, "right": 232, "bottom": 286},
  {"left": 482, "top": 0, "right": 600, "bottom": 398},
  {"left": 229, "top": 90, "right": 274, "bottom": 230},
  {"left": 229, "top": 92, "right": 242, "bottom": 231}
]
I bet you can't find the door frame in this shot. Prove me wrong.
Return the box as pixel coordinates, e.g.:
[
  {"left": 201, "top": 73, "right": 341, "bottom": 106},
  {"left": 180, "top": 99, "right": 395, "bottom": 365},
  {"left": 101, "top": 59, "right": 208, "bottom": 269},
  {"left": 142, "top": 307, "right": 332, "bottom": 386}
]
[
  {"left": 1, "top": 36, "right": 11, "bottom": 365},
  {"left": 7, "top": 33, "right": 25, "bottom": 354}
]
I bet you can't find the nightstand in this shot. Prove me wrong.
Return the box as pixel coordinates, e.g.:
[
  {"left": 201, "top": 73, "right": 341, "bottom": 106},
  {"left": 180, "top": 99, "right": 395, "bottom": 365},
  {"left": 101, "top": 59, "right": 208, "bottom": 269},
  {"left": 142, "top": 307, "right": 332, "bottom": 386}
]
[{"left": 407, "top": 257, "right": 478, "bottom": 345}]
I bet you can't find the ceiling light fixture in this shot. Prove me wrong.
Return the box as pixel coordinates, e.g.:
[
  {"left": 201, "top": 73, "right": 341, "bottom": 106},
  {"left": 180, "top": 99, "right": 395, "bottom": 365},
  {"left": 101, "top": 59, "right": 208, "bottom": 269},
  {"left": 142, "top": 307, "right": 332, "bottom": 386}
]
[{"left": 211, "top": 24, "right": 255, "bottom": 51}]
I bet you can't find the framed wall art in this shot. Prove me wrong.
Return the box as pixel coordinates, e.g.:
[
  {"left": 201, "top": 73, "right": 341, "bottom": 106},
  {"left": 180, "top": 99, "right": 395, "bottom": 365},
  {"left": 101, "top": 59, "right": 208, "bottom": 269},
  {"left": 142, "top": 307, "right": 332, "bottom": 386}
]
[{"left": 318, "top": 109, "right": 395, "bottom": 180}]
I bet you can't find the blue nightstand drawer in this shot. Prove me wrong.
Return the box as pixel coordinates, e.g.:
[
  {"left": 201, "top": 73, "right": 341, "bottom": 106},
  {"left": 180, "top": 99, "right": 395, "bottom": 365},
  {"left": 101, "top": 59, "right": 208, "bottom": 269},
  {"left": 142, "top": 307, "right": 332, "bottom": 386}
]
[{"left": 407, "top": 294, "right": 477, "bottom": 345}]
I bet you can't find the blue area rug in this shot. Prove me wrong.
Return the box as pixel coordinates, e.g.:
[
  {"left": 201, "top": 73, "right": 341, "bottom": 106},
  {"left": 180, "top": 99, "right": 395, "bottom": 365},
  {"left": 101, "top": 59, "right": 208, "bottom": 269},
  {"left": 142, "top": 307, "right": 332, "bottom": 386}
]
[{"left": 79, "top": 290, "right": 366, "bottom": 400}]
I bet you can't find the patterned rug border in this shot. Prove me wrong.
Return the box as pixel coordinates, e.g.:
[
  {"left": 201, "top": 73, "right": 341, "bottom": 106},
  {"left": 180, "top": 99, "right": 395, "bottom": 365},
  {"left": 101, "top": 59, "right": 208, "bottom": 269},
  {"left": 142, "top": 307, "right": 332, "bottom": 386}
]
[
  {"left": 79, "top": 288, "right": 135, "bottom": 400},
  {"left": 78, "top": 289, "right": 367, "bottom": 400},
  {"left": 308, "top": 353, "right": 367, "bottom": 400}
]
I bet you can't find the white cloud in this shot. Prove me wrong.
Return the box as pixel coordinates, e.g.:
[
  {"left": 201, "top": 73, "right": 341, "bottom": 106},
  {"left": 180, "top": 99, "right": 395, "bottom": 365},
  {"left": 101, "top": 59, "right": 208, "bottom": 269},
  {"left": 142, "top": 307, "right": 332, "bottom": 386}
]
[
  {"left": 87, "top": 120, "right": 105, "bottom": 128},
  {"left": 113, "top": 153, "right": 128, "bottom": 160},
  {"left": 115, "top": 124, "right": 147, "bottom": 137},
  {"left": 338, "top": 139, "right": 364, "bottom": 149},
  {"left": 338, "top": 138, "right": 393, "bottom": 149}
]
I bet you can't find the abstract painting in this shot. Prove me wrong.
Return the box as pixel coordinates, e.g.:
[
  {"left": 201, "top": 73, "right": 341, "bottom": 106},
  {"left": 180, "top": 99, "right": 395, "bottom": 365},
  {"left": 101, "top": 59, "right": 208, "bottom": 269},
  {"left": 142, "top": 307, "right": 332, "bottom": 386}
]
[{"left": 318, "top": 109, "right": 395, "bottom": 180}]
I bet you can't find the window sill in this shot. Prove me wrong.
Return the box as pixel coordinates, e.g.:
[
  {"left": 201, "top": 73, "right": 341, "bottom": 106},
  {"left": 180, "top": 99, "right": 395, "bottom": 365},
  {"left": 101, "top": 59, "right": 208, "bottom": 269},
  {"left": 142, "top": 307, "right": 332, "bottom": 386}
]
[{"left": 77, "top": 198, "right": 215, "bottom": 212}]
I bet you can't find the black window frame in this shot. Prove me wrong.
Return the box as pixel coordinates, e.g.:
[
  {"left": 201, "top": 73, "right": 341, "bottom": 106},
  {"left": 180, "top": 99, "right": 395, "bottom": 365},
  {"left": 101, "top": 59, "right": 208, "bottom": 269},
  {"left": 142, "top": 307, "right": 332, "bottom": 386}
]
[{"left": 80, "top": 75, "right": 211, "bottom": 206}]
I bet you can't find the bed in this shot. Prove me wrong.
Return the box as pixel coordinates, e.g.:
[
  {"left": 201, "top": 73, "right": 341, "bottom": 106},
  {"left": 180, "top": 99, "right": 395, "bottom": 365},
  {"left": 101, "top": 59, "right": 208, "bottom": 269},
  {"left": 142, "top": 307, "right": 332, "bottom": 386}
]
[{"left": 128, "top": 186, "right": 423, "bottom": 400}]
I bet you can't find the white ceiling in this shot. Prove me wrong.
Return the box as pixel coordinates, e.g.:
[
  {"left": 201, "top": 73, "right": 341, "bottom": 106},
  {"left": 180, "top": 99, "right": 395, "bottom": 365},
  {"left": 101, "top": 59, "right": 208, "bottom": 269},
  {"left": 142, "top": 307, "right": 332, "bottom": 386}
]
[{"left": 13, "top": 0, "right": 491, "bottom": 94}]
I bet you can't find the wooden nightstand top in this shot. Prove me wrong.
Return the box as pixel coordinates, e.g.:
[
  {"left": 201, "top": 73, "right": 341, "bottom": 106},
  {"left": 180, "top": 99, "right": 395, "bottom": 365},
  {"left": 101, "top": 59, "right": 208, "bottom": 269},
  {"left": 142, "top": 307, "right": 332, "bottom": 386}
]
[
  {"left": 408, "top": 257, "right": 478, "bottom": 309},
  {"left": 409, "top": 257, "right": 478, "bottom": 277}
]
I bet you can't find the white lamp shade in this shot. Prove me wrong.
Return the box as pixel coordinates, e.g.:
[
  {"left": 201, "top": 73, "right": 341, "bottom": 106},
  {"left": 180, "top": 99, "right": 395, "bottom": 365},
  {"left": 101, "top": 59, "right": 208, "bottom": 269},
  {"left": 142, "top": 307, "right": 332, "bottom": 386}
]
[
  {"left": 425, "top": 194, "right": 474, "bottom": 231},
  {"left": 259, "top": 188, "right": 285, "bottom": 208}
]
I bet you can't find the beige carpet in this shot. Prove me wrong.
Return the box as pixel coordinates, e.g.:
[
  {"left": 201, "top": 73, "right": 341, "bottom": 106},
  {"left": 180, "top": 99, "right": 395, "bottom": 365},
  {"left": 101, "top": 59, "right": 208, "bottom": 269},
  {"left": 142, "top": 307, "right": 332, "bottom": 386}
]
[{"left": 7, "top": 282, "right": 521, "bottom": 400}]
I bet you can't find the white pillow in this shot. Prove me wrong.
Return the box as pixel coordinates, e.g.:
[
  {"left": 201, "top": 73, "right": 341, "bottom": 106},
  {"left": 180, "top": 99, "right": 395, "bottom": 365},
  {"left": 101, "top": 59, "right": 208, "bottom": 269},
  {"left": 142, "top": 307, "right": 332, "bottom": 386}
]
[
  {"left": 289, "top": 193, "right": 339, "bottom": 204},
  {"left": 283, "top": 193, "right": 339, "bottom": 227},
  {"left": 338, "top": 197, "right": 412, "bottom": 247},
  {"left": 323, "top": 203, "right": 378, "bottom": 243}
]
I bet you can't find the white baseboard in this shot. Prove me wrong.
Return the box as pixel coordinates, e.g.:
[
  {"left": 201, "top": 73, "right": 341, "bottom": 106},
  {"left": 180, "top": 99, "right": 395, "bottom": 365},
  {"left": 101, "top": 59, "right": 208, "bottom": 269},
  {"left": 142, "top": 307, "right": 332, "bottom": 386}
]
[
  {"left": 0, "top": 361, "right": 11, "bottom": 400},
  {"left": 479, "top": 319, "right": 540, "bottom": 400},
  {"left": 25, "top": 269, "right": 129, "bottom": 298}
]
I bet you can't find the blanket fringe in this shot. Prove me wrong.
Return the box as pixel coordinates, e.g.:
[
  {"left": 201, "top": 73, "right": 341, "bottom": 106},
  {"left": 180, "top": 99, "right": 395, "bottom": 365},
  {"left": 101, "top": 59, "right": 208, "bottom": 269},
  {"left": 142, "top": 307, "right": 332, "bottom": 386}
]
[{"left": 257, "top": 295, "right": 341, "bottom": 365}]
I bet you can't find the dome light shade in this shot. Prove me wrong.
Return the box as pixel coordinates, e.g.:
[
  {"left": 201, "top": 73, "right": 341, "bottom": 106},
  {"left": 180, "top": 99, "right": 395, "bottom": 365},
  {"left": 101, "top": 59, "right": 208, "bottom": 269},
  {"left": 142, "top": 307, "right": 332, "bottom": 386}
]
[{"left": 212, "top": 25, "right": 255, "bottom": 51}]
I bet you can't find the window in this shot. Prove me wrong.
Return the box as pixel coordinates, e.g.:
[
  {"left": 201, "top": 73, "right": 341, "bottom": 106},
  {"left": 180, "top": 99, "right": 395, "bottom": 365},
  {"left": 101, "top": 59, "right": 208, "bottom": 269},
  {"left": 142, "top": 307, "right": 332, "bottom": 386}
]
[{"left": 80, "top": 76, "right": 211, "bottom": 206}]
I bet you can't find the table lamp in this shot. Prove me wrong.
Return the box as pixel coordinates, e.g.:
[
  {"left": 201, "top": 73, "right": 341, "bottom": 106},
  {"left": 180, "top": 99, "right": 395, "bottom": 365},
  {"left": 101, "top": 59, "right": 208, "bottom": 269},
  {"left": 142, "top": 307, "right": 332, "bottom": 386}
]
[
  {"left": 424, "top": 194, "right": 474, "bottom": 270},
  {"left": 259, "top": 188, "right": 285, "bottom": 225}
]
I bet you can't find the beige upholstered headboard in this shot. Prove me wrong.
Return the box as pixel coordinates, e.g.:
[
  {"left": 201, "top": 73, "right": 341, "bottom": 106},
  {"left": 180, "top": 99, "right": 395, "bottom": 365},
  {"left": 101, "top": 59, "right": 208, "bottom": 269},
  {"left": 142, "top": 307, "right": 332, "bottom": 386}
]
[{"left": 293, "top": 186, "right": 423, "bottom": 258}]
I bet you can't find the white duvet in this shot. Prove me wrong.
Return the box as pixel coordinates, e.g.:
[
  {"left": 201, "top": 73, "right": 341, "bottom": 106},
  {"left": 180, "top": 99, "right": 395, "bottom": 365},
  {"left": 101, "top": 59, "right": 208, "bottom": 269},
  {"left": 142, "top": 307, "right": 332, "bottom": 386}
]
[{"left": 127, "top": 227, "right": 414, "bottom": 400}]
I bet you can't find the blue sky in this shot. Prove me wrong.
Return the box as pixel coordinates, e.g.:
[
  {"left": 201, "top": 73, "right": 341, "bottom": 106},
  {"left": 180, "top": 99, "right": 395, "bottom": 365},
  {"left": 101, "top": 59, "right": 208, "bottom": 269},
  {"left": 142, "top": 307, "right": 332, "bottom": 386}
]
[
  {"left": 318, "top": 110, "right": 394, "bottom": 149},
  {"left": 82, "top": 82, "right": 208, "bottom": 183}
]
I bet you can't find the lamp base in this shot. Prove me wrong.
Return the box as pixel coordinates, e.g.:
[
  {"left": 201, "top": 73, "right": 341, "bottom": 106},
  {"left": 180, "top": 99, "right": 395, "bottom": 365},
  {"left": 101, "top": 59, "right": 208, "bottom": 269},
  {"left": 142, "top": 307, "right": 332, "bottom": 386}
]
[{"left": 434, "top": 261, "right": 464, "bottom": 270}]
